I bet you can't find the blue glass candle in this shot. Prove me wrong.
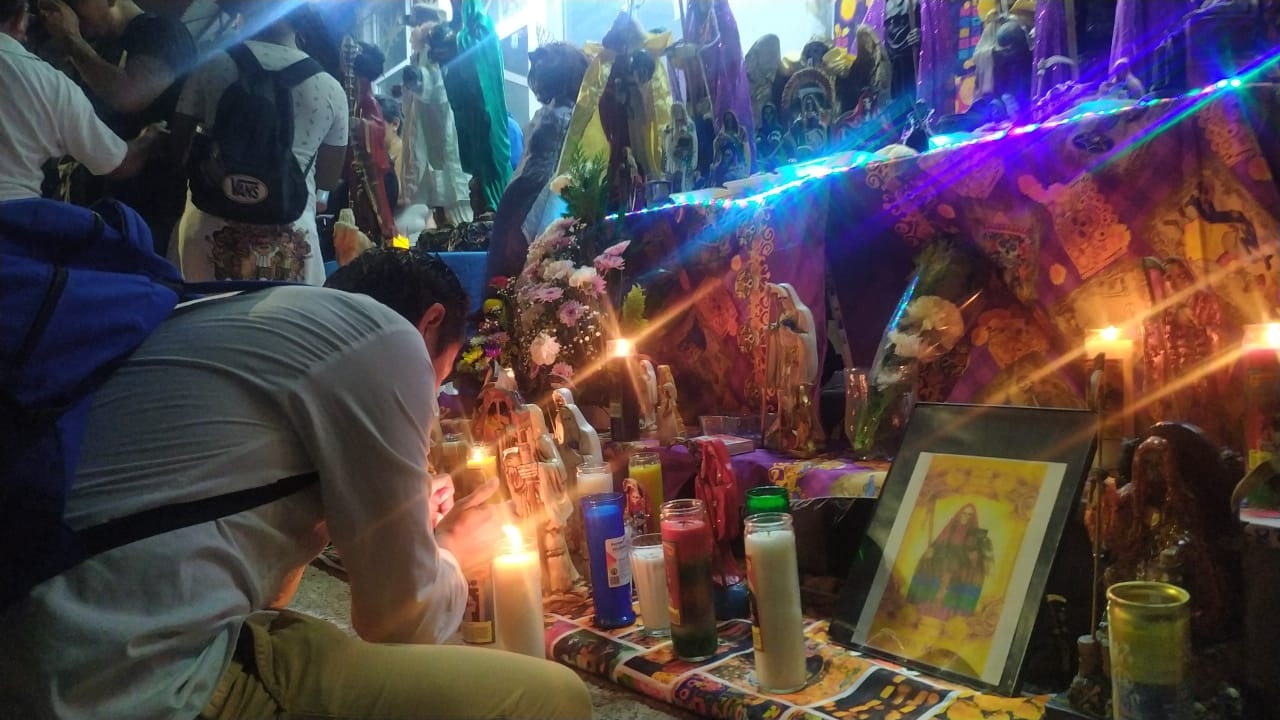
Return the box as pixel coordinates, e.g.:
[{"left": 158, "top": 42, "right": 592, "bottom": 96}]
[{"left": 581, "top": 492, "right": 636, "bottom": 629}]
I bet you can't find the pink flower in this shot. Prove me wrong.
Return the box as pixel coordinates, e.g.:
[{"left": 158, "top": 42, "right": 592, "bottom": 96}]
[
  {"left": 602, "top": 240, "right": 630, "bottom": 257},
  {"left": 589, "top": 273, "right": 607, "bottom": 297},
  {"left": 594, "top": 253, "right": 624, "bottom": 273},
  {"left": 530, "top": 285, "right": 564, "bottom": 304},
  {"left": 551, "top": 363, "right": 575, "bottom": 379},
  {"left": 557, "top": 300, "right": 587, "bottom": 326}
]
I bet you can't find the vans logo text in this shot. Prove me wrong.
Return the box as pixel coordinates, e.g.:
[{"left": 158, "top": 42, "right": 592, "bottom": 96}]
[{"left": 222, "top": 175, "right": 269, "bottom": 204}]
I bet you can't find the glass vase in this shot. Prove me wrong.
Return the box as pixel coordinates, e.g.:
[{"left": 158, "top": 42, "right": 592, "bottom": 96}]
[{"left": 851, "top": 364, "right": 917, "bottom": 461}]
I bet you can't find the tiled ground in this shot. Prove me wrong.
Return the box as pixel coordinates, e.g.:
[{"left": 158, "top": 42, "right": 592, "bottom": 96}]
[{"left": 289, "top": 565, "right": 699, "bottom": 720}]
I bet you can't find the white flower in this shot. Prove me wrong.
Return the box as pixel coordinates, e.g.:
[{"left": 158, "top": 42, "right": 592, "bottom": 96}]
[
  {"left": 898, "top": 295, "right": 965, "bottom": 362},
  {"left": 888, "top": 330, "right": 924, "bottom": 359},
  {"left": 530, "top": 332, "right": 561, "bottom": 366},
  {"left": 568, "top": 266, "right": 598, "bottom": 290},
  {"left": 549, "top": 174, "right": 571, "bottom": 195},
  {"left": 541, "top": 259, "right": 575, "bottom": 282}
]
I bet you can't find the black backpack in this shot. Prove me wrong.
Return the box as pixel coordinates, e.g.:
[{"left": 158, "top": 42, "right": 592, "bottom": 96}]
[{"left": 188, "top": 44, "right": 323, "bottom": 225}]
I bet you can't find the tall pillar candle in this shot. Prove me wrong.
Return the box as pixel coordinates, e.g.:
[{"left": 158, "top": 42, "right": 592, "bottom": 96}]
[
  {"left": 745, "top": 512, "right": 808, "bottom": 693},
  {"left": 1084, "top": 327, "right": 1135, "bottom": 471},
  {"left": 492, "top": 525, "right": 545, "bottom": 658},
  {"left": 660, "top": 499, "right": 719, "bottom": 661},
  {"left": 581, "top": 492, "right": 636, "bottom": 629},
  {"left": 1242, "top": 323, "right": 1280, "bottom": 472},
  {"left": 628, "top": 451, "right": 664, "bottom": 533},
  {"left": 608, "top": 338, "right": 641, "bottom": 442}
]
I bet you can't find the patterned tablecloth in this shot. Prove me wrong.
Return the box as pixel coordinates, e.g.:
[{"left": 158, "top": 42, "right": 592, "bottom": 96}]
[{"left": 542, "top": 594, "right": 1047, "bottom": 720}]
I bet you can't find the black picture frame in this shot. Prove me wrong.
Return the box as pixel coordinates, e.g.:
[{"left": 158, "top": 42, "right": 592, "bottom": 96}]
[{"left": 829, "top": 403, "right": 1097, "bottom": 696}]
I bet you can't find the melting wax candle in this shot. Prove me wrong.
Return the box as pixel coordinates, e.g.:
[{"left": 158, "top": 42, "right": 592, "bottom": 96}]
[
  {"left": 492, "top": 525, "right": 544, "bottom": 658},
  {"left": 745, "top": 513, "right": 807, "bottom": 693}
]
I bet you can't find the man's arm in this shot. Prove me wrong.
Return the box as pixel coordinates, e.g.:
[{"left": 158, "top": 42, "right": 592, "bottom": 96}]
[
  {"left": 39, "top": 0, "right": 176, "bottom": 115},
  {"left": 108, "top": 123, "right": 168, "bottom": 179}
]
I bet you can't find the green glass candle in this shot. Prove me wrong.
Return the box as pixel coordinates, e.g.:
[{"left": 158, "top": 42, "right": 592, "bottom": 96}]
[{"left": 744, "top": 486, "right": 790, "bottom": 517}]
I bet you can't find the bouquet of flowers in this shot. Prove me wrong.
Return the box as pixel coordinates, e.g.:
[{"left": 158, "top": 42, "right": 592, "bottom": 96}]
[
  {"left": 508, "top": 152, "right": 638, "bottom": 401},
  {"left": 852, "top": 239, "right": 985, "bottom": 458},
  {"left": 456, "top": 277, "right": 517, "bottom": 382}
]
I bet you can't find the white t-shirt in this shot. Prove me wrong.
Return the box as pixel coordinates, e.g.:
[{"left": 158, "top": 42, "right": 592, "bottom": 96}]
[
  {"left": 0, "top": 287, "right": 465, "bottom": 720},
  {"left": 175, "top": 41, "right": 348, "bottom": 286},
  {"left": 0, "top": 33, "right": 127, "bottom": 202}
]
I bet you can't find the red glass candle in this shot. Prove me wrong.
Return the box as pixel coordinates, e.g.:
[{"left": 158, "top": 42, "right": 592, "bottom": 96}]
[{"left": 660, "top": 499, "right": 718, "bottom": 661}]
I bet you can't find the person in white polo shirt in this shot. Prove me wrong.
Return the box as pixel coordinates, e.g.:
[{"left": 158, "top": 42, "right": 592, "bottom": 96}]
[{"left": 0, "top": 0, "right": 164, "bottom": 204}]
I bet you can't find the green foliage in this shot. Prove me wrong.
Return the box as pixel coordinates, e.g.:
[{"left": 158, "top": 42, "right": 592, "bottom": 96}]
[
  {"left": 560, "top": 150, "right": 610, "bottom": 229},
  {"left": 620, "top": 284, "right": 648, "bottom": 334}
]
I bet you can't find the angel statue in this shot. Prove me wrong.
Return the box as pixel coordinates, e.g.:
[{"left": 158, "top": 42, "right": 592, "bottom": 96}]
[
  {"left": 551, "top": 387, "right": 603, "bottom": 466},
  {"left": 656, "top": 364, "right": 684, "bottom": 446},
  {"left": 511, "top": 403, "right": 580, "bottom": 594},
  {"left": 762, "top": 283, "right": 819, "bottom": 450}
]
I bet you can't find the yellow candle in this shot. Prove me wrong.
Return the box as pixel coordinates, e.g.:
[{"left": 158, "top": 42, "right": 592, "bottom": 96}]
[
  {"left": 492, "top": 525, "right": 545, "bottom": 658},
  {"left": 628, "top": 452, "right": 664, "bottom": 533},
  {"left": 1084, "top": 326, "right": 1135, "bottom": 470}
]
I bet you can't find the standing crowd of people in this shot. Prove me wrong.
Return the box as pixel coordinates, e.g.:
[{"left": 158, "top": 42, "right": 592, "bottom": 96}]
[{"left": 0, "top": 1, "right": 591, "bottom": 718}]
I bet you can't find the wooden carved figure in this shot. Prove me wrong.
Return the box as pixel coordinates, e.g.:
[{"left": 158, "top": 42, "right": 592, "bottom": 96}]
[
  {"left": 506, "top": 403, "right": 580, "bottom": 594},
  {"left": 655, "top": 364, "right": 683, "bottom": 446}
]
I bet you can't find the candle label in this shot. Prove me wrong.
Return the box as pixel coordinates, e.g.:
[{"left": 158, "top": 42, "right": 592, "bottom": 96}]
[
  {"left": 462, "top": 573, "right": 495, "bottom": 644},
  {"left": 605, "top": 535, "right": 632, "bottom": 588},
  {"left": 746, "top": 554, "right": 764, "bottom": 652},
  {"left": 663, "top": 540, "right": 682, "bottom": 625}
]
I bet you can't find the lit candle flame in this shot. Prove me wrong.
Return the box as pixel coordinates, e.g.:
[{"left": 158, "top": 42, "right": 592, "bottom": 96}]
[
  {"left": 610, "top": 338, "right": 633, "bottom": 358},
  {"left": 469, "top": 447, "right": 488, "bottom": 463},
  {"left": 502, "top": 524, "right": 523, "bottom": 552},
  {"left": 1265, "top": 323, "right": 1280, "bottom": 349},
  {"left": 1099, "top": 326, "right": 1121, "bottom": 342},
  {"left": 391, "top": 235, "right": 411, "bottom": 249}
]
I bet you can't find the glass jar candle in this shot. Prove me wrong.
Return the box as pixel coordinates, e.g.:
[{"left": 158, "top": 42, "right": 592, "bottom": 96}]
[
  {"left": 1107, "top": 581, "right": 1192, "bottom": 720},
  {"left": 660, "top": 498, "right": 718, "bottom": 661},
  {"left": 744, "top": 486, "right": 790, "bottom": 517},
  {"left": 745, "top": 512, "right": 807, "bottom": 693},
  {"left": 628, "top": 451, "right": 664, "bottom": 533},
  {"left": 582, "top": 492, "right": 635, "bottom": 629}
]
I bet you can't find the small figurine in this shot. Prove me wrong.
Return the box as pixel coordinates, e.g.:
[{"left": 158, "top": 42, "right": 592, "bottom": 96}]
[
  {"left": 655, "top": 364, "right": 683, "bottom": 446},
  {"left": 552, "top": 387, "right": 603, "bottom": 466},
  {"left": 762, "top": 283, "right": 819, "bottom": 450},
  {"left": 709, "top": 110, "right": 749, "bottom": 186},
  {"left": 754, "top": 102, "right": 787, "bottom": 171},
  {"left": 662, "top": 102, "right": 699, "bottom": 193},
  {"left": 472, "top": 382, "right": 520, "bottom": 445},
  {"left": 790, "top": 383, "right": 820, "bottom": 458},
  {"left": 635, "top": 359, "right": 658, "bottom": 432}
]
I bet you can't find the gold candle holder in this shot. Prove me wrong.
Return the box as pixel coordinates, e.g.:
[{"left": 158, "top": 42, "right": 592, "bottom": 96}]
[{"left": 1107, "top": 581, "right": 1192, "bottom": 720}]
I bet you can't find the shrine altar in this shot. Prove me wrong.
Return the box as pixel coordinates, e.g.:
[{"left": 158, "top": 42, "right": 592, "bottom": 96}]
[{"left": 613, "top": 83, "right": 1280, "bottom": 449}]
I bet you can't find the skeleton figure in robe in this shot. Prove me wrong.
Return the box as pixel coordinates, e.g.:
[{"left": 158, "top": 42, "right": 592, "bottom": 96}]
[
  {"left": 762, "top": 283, "right": 819, "bottom": 450},
  {"left": 662, "top": 102, "right": 699, "bottom": 193},
  {"left": 523, "top": 404, "right": 580, "bottom": 593},
  {"left": 905, "top": 504, "right": 993, "bottom": 620}
]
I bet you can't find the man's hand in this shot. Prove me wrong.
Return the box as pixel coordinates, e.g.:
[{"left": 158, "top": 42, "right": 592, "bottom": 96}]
[
  {"left": 428, "top": 473, "right": 455, "bottom": 529},
  {"left": 434, "top": 477, "right": 505, "bottom": 573},
  {"left": 38, "top": 0, "right": 82, "bottom": 46}
]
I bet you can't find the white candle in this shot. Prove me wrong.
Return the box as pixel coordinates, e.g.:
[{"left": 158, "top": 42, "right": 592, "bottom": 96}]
[
  {"left": 744, "top": 514, "right": 807, "bottom": 693},
  {"left": 576, "top": 462, "right": 614, "bottom": 498},
  {"left": 631, "top": 535, "right": 670, "bottom": 637},
  {"left": 1241, "top": 323, "right": 1280, "bottom": 471},
  {"left": 1084, "top": 326, "right": 1136, "bottom": 470},
  {"left": 492, "top": 525, "right": 545, "bottom": 658}
]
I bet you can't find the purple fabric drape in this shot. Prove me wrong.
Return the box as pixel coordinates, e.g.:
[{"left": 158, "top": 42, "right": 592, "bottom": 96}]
[
  {"left": 1033, "top": 0, "right": 1070, "bottom": 97},
  {"left": 917, "top": 0, "right": 957, "bottom": 114},
  {"left": 701, "top": 0, "right": 756, "bottom": 161},
  {"left": 865, "top": 0, "right": 887, "bottom": 36},
  {"left": 1110, "top": 0, "right": 1196, "bottom": 82}
]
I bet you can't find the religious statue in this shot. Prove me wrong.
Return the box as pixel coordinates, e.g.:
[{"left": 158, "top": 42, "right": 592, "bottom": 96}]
[
  {"left": 709, "top": 110, "right": 749, "bottom": 186},
  {"left": 633, "top": 359, "right": 658, "bottom": 433},
  {"left": 401, "top": 9, "right": 473, "bottom": 229},
  {"left": 690, "top": 437, "right": 743, "bottom": 589},
  {"left": 340, "top": 38, "right": 399, "bottom": 244},
  {"left": 762, "top": 283, "right": 819, "bottom": 451},
  {"left": 471, "top": 382, "right": 520, "bottom": 446},
  {"left": 551, "top": 387, "right": 603, "bottom": 467},
  {"left": 486, "top": 41, "right": 589, "bottom": 283},
  {"left": 883, "top": 0, "right": 921, "bottom": 108},
  {"left": 434, "top": 0, "right": 512, "bottom": 217},
  {"left": 505, "top": 403, "right": 580, "bottom": 594},
  {"left": 905, "top": 503, "right": 994, "bottom": 620},
  {"left": 661, "top": 102, "right": 699, "bottom": 193},
  {"left": 655, "top": 364, "right": 683, "bottom": 446},
  {"left": 754, "top": 102, "right": 789, "bottom": 171},
  {"left": 673, "top": 0, "right": 755, "bottom": 165},
  {"left": 839, "top": 25, "right": 893, "bottom": 116}
]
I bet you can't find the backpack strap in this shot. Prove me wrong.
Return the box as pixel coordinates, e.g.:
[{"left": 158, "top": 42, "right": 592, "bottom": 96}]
[
  {"left": 276, "top": 56, "right": 324, "bottom": 90},
  {"left": 225, "top": 43, "right": 264, "bottom": 78},
  {"left": 76, "top": 472, "right": 319, "bottom": 559}
]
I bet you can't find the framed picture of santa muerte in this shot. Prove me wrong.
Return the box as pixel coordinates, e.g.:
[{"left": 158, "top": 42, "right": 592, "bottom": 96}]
[{"left": 830, "top": 403, "right": 1096, "bottom": 696}]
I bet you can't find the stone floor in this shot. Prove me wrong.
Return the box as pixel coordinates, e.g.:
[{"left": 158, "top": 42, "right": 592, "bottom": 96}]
[{"left": 289, "top": 564, "right": 700, "bottom": 720}]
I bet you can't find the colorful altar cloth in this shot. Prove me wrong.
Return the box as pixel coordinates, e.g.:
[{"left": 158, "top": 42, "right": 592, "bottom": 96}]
[{"left": 543, "top": 599, "right": 1048, "bottom": 720}]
